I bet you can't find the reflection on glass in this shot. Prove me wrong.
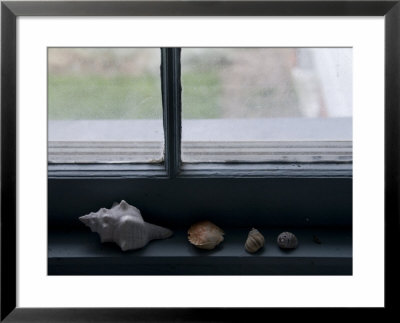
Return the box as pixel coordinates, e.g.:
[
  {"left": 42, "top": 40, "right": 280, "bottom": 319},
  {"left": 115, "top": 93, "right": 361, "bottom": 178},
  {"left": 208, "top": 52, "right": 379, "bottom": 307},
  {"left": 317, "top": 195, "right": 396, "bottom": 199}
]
[
  {"left": 48, "top": 48, "right": 164, "bottom": 163},
  {"left": 181, "top": 48, "right": 352, "bottom": 163}
]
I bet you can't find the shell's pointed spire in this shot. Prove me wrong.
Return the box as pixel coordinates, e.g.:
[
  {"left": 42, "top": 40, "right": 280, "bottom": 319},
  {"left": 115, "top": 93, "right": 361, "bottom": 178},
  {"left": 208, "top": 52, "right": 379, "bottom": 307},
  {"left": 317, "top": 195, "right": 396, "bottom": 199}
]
[
  {"left": 119, "top": 200, "right": 129, "bottom": 209},
  {"left": 79, "top": 212, "right": 95, "bottom": 225},
  {"left": 112, "top": 200, "right": 143, "bottom": 221},
  {"left": 145, "top": 222, "right": 173, "bottom": 241},
  {"left": 79, "top": 214, "right": 90, "bottom": 223}
]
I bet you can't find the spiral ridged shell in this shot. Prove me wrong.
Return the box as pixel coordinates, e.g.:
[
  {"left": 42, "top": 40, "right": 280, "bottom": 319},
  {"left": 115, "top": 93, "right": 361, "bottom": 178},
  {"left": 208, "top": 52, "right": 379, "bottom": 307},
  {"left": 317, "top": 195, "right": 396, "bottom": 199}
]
[
  {"left": 187, "top": 220, "right": 224, "bottom": 250},
  {"left": 277, "top": 232, "right": 298, "bottom": 249},
  {"left": 245, "top": 228, "right": 265, "bottom": 253}
]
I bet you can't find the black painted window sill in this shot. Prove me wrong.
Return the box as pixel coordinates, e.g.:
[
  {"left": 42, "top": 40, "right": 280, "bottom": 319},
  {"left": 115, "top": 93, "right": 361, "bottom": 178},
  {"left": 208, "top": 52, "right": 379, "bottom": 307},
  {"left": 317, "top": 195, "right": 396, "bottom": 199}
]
[{"left": 48, "top": 228, "right": 352, "bottom": 275}]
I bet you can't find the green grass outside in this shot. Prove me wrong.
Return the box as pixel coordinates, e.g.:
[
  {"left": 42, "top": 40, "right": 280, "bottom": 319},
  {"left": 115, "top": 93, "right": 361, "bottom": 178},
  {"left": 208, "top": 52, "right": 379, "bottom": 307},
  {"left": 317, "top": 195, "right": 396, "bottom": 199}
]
[
  {"left": 181, "top": 71, "right": 221, "bottom": 119},
  {"left": 48, "top": 71, "right": 221, "bottom": 120}
]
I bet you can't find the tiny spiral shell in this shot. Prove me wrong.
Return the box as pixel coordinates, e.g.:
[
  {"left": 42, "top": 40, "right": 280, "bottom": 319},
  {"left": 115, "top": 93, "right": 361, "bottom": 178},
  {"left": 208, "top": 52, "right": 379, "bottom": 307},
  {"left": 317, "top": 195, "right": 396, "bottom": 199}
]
[
  {"left": 277, "top": 232, "right": 298, "bottom": 249},
  {"left": 245, "top": 228, "right": 265, "bottom": 253}
]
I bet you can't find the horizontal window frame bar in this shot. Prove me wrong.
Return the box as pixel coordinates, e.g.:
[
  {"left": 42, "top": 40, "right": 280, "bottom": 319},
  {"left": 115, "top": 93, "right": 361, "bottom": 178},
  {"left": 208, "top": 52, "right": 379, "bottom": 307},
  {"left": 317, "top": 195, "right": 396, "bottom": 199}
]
[
  {"left": 48, "top": 140, "right": 352, "bottom": 165},
  {"left": 179, "top": 162, "right": 352, "bottom": 178},
  {"left": 48, "top": 177, "right": 352, "bottom": 229},
  {"left": 49, "top": 140, "right": 352, "bottom": 148},
  {"left": 48, "top": 162, "right": 352, "bottom": 179},
  {"left": 48, "top": 164, "right": 168, "bottom": 179}
]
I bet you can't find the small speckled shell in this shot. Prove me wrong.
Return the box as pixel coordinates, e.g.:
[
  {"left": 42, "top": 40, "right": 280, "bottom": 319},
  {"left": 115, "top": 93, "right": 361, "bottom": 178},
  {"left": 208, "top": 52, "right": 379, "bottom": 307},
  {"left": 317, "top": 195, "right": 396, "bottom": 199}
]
[
  {"left": 245, "top": 228, "right": 265, "bottom": 253},
  {"left": 188, "top": 220, "right": 224, "bottom": 250},
  {"left": 277, "top": 232, "right": 298, "bottom": 249}
]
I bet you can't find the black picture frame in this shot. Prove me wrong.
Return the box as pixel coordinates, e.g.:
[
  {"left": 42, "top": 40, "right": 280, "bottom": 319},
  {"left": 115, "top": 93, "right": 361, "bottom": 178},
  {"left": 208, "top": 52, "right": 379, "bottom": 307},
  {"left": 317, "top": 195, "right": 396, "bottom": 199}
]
[{"left": 1, "top": 0, "right": 399, "bottom": 321}]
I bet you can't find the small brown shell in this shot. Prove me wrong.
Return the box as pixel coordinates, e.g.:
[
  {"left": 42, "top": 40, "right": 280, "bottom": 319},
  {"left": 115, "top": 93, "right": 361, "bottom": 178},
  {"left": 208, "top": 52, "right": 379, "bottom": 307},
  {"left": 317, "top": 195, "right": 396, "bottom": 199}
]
[
  {"left": 277, "top": 232, "right": 298, "bottom": 249},
  {"left": 187, "top": 220, "right": 224, "bottom": 250},
  {"left": 245, "top": 228, "right": 265, "bottom": 253}
]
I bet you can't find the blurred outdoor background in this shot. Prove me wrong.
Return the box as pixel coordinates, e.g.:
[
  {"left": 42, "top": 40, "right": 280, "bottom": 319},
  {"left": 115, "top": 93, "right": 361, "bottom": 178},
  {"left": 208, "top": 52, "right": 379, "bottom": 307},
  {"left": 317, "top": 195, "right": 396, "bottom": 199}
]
[
  {"left": 48, "top": 48, "right": 163, "bottom": 120},
  {"left": 48, "top": 47, "right": 352, "bottom": 163},
  {"left": 48, "top": 47, "right": 352, "bottom": 120}
]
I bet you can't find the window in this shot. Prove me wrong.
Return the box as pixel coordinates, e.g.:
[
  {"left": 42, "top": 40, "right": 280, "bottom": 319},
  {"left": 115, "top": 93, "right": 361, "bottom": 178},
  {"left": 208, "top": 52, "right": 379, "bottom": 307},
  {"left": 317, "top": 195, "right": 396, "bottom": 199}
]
[
  {"left": 48, "top": 48, "right": 164, "bottom": 164},
  {"left": 48, "top": 48, "right": 352, "bottom": 275},
  {"left": 48, "top": 47, "right": 352, "bottom": 174},
  {"left": 181, "top": 48, "right": 352, "bottom": 163}
]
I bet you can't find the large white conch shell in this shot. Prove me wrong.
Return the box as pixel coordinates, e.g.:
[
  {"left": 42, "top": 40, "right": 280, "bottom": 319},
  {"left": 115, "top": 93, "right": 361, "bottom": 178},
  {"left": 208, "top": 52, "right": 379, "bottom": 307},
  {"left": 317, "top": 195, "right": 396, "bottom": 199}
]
[{"left": 79, "top": 200, "right": 173, "bottom": 251}]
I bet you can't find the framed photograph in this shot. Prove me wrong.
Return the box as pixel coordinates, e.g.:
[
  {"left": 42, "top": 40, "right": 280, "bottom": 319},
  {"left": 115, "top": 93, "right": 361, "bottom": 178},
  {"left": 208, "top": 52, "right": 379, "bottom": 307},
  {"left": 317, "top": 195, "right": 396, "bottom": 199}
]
[{"left": 1, "top": 0, "right": 398, "bottom": 321}]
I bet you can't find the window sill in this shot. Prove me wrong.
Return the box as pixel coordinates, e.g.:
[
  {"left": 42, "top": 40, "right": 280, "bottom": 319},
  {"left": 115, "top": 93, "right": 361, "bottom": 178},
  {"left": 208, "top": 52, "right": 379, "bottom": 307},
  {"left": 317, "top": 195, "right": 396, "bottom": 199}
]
[
  {"left": 48, "top": 228, "right": 352, "bottom": 275},
  {"left": 179, "top": 162, "right": 352, "bottom": 178},
  {"left": 48, "top": 162, "right": 352, "bottom": 178},
  {"left": 47, "top": 163, "right": 167, "bottom": 178}
]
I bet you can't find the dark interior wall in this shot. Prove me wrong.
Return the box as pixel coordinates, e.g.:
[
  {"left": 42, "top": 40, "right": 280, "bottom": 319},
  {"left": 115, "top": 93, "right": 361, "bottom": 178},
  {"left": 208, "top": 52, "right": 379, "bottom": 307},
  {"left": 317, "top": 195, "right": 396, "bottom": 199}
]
[{"left": 48, "top": 177, "right": 352, "bottom": 229}]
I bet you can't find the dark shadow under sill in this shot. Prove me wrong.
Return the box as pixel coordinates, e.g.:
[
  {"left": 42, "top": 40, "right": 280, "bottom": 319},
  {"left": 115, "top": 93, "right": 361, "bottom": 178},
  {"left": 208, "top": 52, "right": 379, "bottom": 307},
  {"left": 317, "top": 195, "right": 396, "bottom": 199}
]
[{"left": 48, "top": 228, "right": 352, "bottom": 275}]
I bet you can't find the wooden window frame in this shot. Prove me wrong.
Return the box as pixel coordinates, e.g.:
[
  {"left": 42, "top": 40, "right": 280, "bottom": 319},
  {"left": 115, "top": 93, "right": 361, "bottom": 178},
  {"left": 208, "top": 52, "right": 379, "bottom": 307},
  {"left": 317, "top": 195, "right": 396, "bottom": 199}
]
[
  {"left": 48, "top": 47, "right": 352, "bottom": 179},
  {"left": 48, "top": 47, "right": 352, "bottom": 178}
]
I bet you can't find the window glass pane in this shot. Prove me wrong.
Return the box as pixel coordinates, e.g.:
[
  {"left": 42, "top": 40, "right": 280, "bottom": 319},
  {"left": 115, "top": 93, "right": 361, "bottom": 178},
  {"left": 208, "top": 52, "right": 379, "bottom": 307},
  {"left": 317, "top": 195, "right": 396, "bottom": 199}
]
[
  {"left": 48, "top": 48, "right": 163, "bottom": 163},
  {"left": 181, "top": 48, "right": 352, "bottom": 163}
]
